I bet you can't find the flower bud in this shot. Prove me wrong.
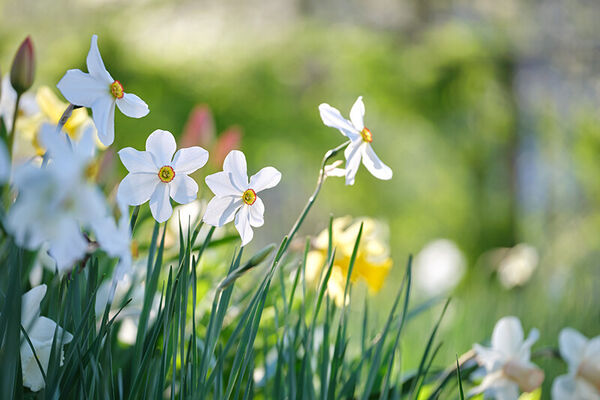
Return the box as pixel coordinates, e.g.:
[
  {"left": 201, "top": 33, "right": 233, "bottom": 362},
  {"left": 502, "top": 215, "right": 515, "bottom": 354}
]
[{"left": 10, "top": 36, "right": 35, "bottom": 95}]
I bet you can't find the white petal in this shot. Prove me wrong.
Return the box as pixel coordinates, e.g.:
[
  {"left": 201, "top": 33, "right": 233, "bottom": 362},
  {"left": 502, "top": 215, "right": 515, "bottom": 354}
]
[
  {"left": 20, "top": 339, "right": 51, "bottom": 392},
  {"left": 118, "top": 148, "right": 156, "bottom": 173},
  {"left": 116, "top": 93, "right": 149, "bottom": 118},
  {"left": 21, "top": 285, "right": 47, "bottom": 329},
  {"left": 91, "top": 96, "right": 116, "bottom": 146},
  {"left": 551, "top": 375, "right": 576, "bottom": 400},
  {"left": 235, "top": 205, "right": 254, "bottom": 246},
  {"left": 249, "top": 166, "right": 281, "bottom": 192},
  {"left": 48, "top": 219, "right": 88, "bottom": 271},
  {"left": 146, "top": 129, "right": 176, "bottom": 168},
  {"left": 29, "top": 316, "right": 73, "bottom": 345},
  {"left": 318, "top": 103, "right": 360, "bottom": 140},
  {"left": 117, "top": 173, "right": 159, "bottom": 205},
  {"left": 492, "top": 316, "right": 524, "bottom": 357},
  {"left": 169, "top": 174, "right": 198, "bottom": 204},
  {"left": 86, "top": 35, "right": 113, "bottom": 84},
  {"left": 344, "top": 140, "right": 363, "bottom": 186},
  {"left": 205, "top": 171, "right": 243, "bottom": 197},
  {"left": 172, "top": 146, "right": 209, "bottom": 174},
  {"left": 473, "top": 343, "right": 504, "bottom": 372},
  {"left": 248, "top": 197, "right": 265, "bottom": 227},
  {"left": 57, "top": 69, "right": 108, "bottom": 107},
  {"left": 517, "top": 328, "right": 540, "bottom": 362},
  {"left": 149, "top": 183, "right": 173, "bottom": 223},
  {"left": 349, "top": 96, "right": 365, "bottom": 131},
  {"left": 559, "top": 328, "right": 588, "bottom": 370},
  {"left": 223, "top": 150, "right": 248, "bottom": 191},
  {"left": 362, "top": 144, "right": 392, "bottom": 180},
  {"left": 202, "top": 195, "right": 242, "bottom": 227}
]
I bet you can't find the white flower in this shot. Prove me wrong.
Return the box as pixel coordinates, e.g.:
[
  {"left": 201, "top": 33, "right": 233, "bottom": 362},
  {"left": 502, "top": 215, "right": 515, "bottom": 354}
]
[
  {"left": 57, "top": 35, "right": 149, "bottom": 146},
  {"left": 414, "top": 239, "right": 466, "bottom": 297},
  {"left": 21, "top": 285, "right": 73, "bottom": 392},
  {"left": 472, "top": 316, "right": 544, "bottom": 400},
  {"left": 318, "top": 96, "right": 392, "bottom": 185},
  {"left": 322, "top": 160, "right": 346, "bottom": 179},
  {"left": 0, "top": 75, "right": 38, "bottom": 130},
  {"left": 7, "top": 125, "right": 106, "bottom": 270},
  {"left": 117, "top": 129, "right": 208, "bottom": 223},
  {"left": 497, "top": 244, "right": 539, "bottom": 289},
  {"left": 203, "top": 150, "right": 281, "bottom": 246},
  {"left": 91, "top": 199, "right": 132, "bottom": 281},
  {"left": 552, "top": 328, "right": 600, "bottom": 400}
]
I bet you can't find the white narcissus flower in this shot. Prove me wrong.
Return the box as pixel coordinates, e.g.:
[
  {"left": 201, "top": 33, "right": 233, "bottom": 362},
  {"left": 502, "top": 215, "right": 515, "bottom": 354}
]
[
  {"left": 57, "top": 35, "right": 149, "bottom": 146},
  {"left": 7, "top": 124, "right": 106, "bottom": 270},
  {"left": 21, "top": 285, "right": 73, "bottom": 392},
  {"left": 472, "top": 316, "right": 544, "bottom": 400},
  {"left": 203, "top": 150, "right": 281, "bottom": 246},
  {"left": 318, "top": 96, "right": 392, "bottom": 185},
  {"left": 552, "top": 328, "right": 600, "bottom": 400},
  {"left": 117, "top": 129, "right": 208, "bottom": 223}
]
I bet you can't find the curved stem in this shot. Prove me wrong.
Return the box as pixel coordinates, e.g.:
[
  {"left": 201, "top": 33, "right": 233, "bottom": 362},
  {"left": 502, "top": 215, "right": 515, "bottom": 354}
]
[{"left": 7, "top": 93, "right": 21, "bottom": 158}]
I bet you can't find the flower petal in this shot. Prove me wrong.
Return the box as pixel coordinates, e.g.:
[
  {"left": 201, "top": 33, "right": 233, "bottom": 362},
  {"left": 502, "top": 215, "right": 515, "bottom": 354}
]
[
  {"left": 172, "top": 146, "right": 209, "bottom": 174},
  {"left": 21, "top": 285, "right": 46, "bottom": 330},
  {"left": 559, "top": 328, "right": 587, "bottom": 370},
  {"left": 117, "top": 173, "right": 159, "bottom": 205},
  {"left": 349, "top": 96, "right": 365, "bottom": 131},
  {"left": 249, "top": 166, "right": 281, "bottom": 192},
  {"left": 551, "top": 375, "right": 576, "bottom": 400},
  {"left": 149, "top": 183, "right": 173, "bottom": 223},
  {"left": 91, "top": 96, "right": 116, "bottom": 146},
  {"left": 491, "top": 316, "right": 524, "bottom": 357},
  {"left": 249, "top": 197, "right": 265, "bottom": 227},
  {"left": 146, "top": 129, "right": 177, "bottom": 168},
  {"left": 235, "top": 205, "right": 254, "bottom": 246},
  {"left": 86, "top": 35, "right": 113, "bottom": 84},
  {"left": 116, "top": 93, "right": 149, "bottom": 118},
  {"left": 362, "top": 144, "right": 392, "bottom": 180},
  {"left": 205, "top": 171, "right": 243, "bottom": 197},
  {"left": 118, "top": 148, "right": 156, "bottom": 173},
  {"left": 318, "top": 103, "right": 359, "bottom": 140},
  {"left": 169, "top": 174, "right": 198, "bottom": 204},
  {"left": 223, "top": 150, "right": 248, "bottom": 191},
  {"left": 344, "top": 140, "right": 363, "bottom": 186},
  {"left": 203, "top": 195, "right": 242, "bottom": 227},
  {"left": 57, "top": 69, "right": 108, "bottom": 107}
]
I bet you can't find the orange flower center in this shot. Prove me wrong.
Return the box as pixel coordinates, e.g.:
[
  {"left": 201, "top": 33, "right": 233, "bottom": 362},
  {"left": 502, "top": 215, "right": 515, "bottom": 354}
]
[
  {"left": 110, "top": 80, "right": 124, "bottom": 99},
  {"left": 158, "top": 165, "right": 175, "bottom": 183},
  {"left": 360, "top": 127, "right": 373, "bottom": 143},
  {"left": 242, "top": 189, "right": 257, "bottom": 205}
]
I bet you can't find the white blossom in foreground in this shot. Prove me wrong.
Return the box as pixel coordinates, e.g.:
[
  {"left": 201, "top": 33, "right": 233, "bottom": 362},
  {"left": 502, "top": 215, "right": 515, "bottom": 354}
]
[
  {"left": 472, "top": 316, "right": 544, "bottom": 400},
  {"left": 117, "top": 129, "right": 208, "bottom": 223},
  {"left": 57, "top": 35, "right": 149, "bottom": 146},
  {"left": 319, "top": 96, "right": 392, "bottom": 185},
  {"left": 7, "top": 125, "right": 106, "bottom": 270},
  {"left": 92, "top": 199, "right": 132, "bottom": 281},
  {"left": 552, "top": 328, "right": 600, "bottom": 400},
  {"left": 203, "top": 150, "right": 281, "bottom": 246},
  {"left": 21, "top": 285, "right": 73, "bottom": 392}
]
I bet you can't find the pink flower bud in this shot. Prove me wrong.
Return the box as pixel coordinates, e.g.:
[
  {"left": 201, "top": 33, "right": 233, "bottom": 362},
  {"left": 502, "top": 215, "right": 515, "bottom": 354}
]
[{"left": 10, "top": 36, "right": 35, "bottom": 95}]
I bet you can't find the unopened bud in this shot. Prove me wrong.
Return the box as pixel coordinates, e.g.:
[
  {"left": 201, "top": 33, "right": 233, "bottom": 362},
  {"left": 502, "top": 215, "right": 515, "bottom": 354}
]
[
  {"left": 10, "top": 36, "right": 35, "bottom": 95},
  {"left": 503, "top": 359, "right": 544, "bottom": 392}
]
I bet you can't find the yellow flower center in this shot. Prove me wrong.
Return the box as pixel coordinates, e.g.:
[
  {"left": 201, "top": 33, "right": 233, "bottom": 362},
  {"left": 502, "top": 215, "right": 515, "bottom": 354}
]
[
  {"left": 110, "top": 80, "right": 124, "bottom": 99},
  {"left": 158, "top": 165, "right": 175, "bottom": 183},
  {"left": 360, "top": 127, "right": 373, "bottom": 143},
  {"left": 242, "top": 189, "right": 257, "bottom": 205}
]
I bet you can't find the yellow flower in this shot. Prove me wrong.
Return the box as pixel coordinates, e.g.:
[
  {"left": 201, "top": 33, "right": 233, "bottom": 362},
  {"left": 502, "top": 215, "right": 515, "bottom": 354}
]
[
  {"left": 306, "top": 216, "right": 393, "bottom": 306},
  {"left": 36, "top": 86, "right": 91, "bottom": 139}
]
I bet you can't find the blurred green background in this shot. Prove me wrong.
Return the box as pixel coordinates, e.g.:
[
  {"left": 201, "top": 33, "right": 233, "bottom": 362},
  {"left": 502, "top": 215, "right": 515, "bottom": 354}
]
[{"left": 1, "top": 0, "right": 599, "bottom": 395}]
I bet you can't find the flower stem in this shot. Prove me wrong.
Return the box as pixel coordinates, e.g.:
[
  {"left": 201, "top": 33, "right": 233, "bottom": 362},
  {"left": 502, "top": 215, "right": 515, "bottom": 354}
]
[
  {"left": 57, "top": 103, "right": 76, "bottom": 132},
  {"left": 278, "top": 139, "right": 350, "bottom": 257},
  {"left": 7, "top": 93, "right": 21, "bottom": 158}
]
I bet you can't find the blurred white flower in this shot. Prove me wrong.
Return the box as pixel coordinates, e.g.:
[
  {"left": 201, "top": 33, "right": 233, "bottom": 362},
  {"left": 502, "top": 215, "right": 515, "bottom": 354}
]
[
  {"left": 552, "top": 328, "right": 600, "bottom": 400},
  {"left": 472, "top": 316, "right": 544, "bottom": 400},
  {"left": 319, "top": 96, "right": 392, "bottom": 185},
  {"left": 7, "top": 125, "right": 106, "bottom": 270},
  {"left": 203, "top": 150, "right": 281, "bottom": 246},
  {"left": 497, "top": 244, "right": 539, "bottom": 289},
  {"left": 0, "top": 75, "right": 38, "bottom": 130},
  {"left": 57, "top": 35, "right": 149, "bottom": 146},
  {"left": 117, "top": 129, "right": 208, "bottom": 223},
  {"left": 413, "top": 239, "right": 466, "bottom": 297},
  {"left": 92, "top": 199, "right": 132, "bottom": 281},
  {"left": 21, "top": 285, "right": 73, "bottom": 392}
]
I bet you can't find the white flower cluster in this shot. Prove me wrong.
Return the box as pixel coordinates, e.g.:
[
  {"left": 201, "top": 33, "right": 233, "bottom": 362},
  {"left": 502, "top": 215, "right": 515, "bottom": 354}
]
[{"left": 473, "top": 316, "right": 600, "bottom": 400}]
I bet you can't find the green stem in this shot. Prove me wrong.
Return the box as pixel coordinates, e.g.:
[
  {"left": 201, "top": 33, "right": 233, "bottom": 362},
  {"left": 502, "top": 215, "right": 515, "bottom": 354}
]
[{"left": 7, "top": 93, "right": 21, "bottom": 159}]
